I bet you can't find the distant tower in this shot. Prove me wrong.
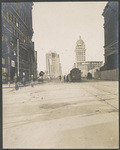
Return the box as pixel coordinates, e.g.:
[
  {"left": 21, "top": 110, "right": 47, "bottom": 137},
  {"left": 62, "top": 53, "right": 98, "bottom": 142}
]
[
  {"left": 46, "top": 52, "right": 62, "bottom": 78},
  {"left": 75, "top": 36, "right": 86, "bottom": 64}
]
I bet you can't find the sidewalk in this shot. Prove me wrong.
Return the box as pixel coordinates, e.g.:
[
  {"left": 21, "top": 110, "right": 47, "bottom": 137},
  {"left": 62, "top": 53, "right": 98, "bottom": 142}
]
[
  {"left": 2, "top": 82, "right": 28, "bottom": 88},
  {"left": 2, "top": 81, "right": 44, "bottom": 88}
]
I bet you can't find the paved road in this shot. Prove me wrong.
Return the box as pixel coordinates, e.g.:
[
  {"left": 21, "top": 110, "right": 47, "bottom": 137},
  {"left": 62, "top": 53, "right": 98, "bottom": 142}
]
[{"left": 3, "top": 81, "right": 119, "bottom": 148}]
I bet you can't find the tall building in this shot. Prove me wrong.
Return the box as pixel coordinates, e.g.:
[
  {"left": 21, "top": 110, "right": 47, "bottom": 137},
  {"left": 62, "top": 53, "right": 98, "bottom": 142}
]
[
  {"left": 74, "top": 36, "right": 103, "bottom": 77},
  {"left": 75, "top": 36, "right": 86, "bottom": 65},
  {"left": 101, "top": 2, "right": 119, "bottom": 71},
  {"left": 46, "top": 51, "right": 62, "bottom": 78},
  {"left": 2, "top": 2, "right": 37, "bottom": 83}
]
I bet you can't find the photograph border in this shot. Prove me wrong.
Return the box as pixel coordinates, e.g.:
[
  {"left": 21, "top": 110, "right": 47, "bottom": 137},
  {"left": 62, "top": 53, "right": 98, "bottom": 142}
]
[{"left": 0, "top": 0, "right": 119, "bottom": 149}]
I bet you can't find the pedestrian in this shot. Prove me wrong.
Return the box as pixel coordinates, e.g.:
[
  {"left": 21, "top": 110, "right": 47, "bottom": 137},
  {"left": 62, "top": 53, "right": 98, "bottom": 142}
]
[
  {"left": 31, "top": 75, "right": 34, "bottom": 87},
  {"left": 64, "top": 75, "right": 65, "bottom": 82},
  {"left": 67, "top": 75, "right": 69, "bottom": 82},
  {"left": 59, "top": 75, "right": 61, "bottom": 81},
  {"left": 15, "top": 82, "right": 19, "bottom": 90},
  {"left": 23, "top": 76, "right": 25, "bottom": 86},
  {"left": 8, "top": 81, "right": 10, "bottom": 87}
]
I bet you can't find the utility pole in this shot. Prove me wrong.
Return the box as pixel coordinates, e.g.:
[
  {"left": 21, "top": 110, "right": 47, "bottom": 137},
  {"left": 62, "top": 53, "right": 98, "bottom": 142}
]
[
  {"left": 6, "top": 37, "right": 11, "bottom": 84},
  {"left": 17, "top": 39, "right": 19, "bottom": 79}
]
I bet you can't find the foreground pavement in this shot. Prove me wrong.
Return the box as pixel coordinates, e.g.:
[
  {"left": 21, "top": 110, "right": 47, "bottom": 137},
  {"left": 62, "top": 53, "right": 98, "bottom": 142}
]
[{"left": 3, "top": 81, "right": 119, "bottom": 148}]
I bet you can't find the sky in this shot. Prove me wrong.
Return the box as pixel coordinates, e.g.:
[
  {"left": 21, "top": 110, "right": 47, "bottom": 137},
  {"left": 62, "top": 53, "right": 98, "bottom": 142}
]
[{"left": 32, "top": 2, "right": 107, "bottom": 74}]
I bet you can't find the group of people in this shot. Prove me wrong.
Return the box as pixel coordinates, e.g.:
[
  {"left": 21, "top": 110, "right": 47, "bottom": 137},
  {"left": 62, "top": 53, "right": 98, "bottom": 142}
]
[
  {"left": 14, "top": 74, "right": 34, "bottom": 90},
  {"left": 58, "top": 73, "right": 93, "bottom": 82},
  {"left": 64, "top": 75, "right": 69, "bottom": 82},
  {"left": 58, "top": 75, "right": 69, "bottom": 82}
]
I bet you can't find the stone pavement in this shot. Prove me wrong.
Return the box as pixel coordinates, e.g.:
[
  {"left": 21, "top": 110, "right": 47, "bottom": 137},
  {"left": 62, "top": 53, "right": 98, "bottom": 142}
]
[{"left": 3, "top": 81, "right": 119, "bottom": 148}]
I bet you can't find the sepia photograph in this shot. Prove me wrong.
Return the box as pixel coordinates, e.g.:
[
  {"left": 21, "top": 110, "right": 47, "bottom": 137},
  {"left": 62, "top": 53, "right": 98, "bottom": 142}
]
[{"left": 1, "top": 1, "right": 119, "bottom": 149}]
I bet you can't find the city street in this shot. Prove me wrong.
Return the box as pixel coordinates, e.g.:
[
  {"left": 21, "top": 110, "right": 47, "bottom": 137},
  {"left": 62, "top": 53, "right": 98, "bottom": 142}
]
[{"left": 3, "top": 80, "right": 119, "bottom": 148}]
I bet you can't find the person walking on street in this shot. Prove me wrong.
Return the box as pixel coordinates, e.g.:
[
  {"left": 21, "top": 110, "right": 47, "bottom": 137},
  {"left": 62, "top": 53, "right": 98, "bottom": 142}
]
[
  {"left": 8, "top": 80, "right": 10, "bottom": 87},
  {"left": 64, "top": 75, "right": 66, "bottom": 82},
  {"left": 31, "top": 75, "right": 34, "bottom": 87},
  {"left": 67, "top": 75, "right": 69, "bottom": 82},
  {"left": 59, "top": 75, "right": 61, "bottom": 81},
  {"left": 23, "top": 76, "right": 26, "bottom": 86}
]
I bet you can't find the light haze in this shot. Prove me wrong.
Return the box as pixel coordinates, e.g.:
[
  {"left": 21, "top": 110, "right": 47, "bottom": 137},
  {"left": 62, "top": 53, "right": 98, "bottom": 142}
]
[{"left": 32, "top": 2, "right": 107, "bottom": 74}]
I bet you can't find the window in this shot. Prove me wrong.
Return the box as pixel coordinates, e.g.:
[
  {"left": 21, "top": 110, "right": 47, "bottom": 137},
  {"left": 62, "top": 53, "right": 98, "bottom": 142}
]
[
  {"left": 4, "top": 4, "right": 7, "bottom": 13},
  {"left": 2, "top": 30, "right": 4, "bottom": 40},
  {"left": 11, "top": 60, "right": 15, "bottom": 67},
  {"left": 2, "top": 58, "right": 5, "bottom": 64},
  {"left": 2, "top": 68, "right": 7, "bottom": 73},
  {"left": 16, "top": 22, "right": 18, "bottom": 27}
]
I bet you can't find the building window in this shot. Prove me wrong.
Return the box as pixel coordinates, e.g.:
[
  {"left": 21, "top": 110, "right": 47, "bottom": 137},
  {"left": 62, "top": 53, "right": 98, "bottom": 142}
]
[
  {"left": 15, "top": 18, "right": 16, "bottom": 25},
  {"left": 11, "top": 60, "right": 15, "bottom": 67},
  {"left": 4, "top": 4, "right": 7, "bottom": 13},
  {"left": 16, "top": 22, "right": 19, "bottom": 27},
  {"left": 2, "top": 68, "right": 7, "bottom": 73},
  {"left": 2, "top": 58, "right": 5, "bottom": 64},
  {"left": 2, "top": 30, "right": 4, "bottom": 41}
]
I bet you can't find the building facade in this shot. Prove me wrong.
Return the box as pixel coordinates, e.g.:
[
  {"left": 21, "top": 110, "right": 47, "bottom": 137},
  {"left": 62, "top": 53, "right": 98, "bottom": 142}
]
[
  {"left": 74, "top": 36, "right": 103, "bottom": 77},
  {"left": 46, "top": 51, "right": 62, "bottom": 78},
  {"left": 101, "top": 2, "right": 119, "bottom": 71},
  {"left": 2, "top": 2, "right": 37, "bottom": 83},
  {"left": 75, "top": 61, "right": 103, "bottom": 77}
]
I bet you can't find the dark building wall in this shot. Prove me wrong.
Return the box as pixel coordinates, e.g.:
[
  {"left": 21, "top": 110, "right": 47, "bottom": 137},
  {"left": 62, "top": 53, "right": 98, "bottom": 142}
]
[
  {"left": 2, "top": 2, "right": 37, "bottom": 82},
  {"left": 102, "top": 2, "right": 119, "bottom": 70}
]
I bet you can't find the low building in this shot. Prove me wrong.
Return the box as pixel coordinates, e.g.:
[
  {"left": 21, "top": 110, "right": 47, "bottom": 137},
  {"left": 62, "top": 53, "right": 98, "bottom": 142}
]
[{"left": 75, "top": 61, "right": 103, "bottom": 77}]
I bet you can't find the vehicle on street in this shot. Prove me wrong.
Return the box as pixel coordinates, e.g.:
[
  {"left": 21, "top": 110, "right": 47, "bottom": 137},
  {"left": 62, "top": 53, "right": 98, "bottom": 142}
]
[{"left": 64, "top": 68, "right": 81, "bottom": 82}]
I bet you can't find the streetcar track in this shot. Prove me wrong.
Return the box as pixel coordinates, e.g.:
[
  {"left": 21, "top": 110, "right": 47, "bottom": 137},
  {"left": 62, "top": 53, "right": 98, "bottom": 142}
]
[{"left": 80, "top": 85, "right": 118, "bottom": 111}]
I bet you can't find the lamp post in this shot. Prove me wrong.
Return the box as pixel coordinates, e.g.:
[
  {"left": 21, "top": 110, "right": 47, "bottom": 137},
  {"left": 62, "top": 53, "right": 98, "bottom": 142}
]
[
  {"left": 17, "top": 39, "right": 19, "bottom": 80},
  {"left": 14, "top": 49, "right": 19, "bottom": 90}
]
